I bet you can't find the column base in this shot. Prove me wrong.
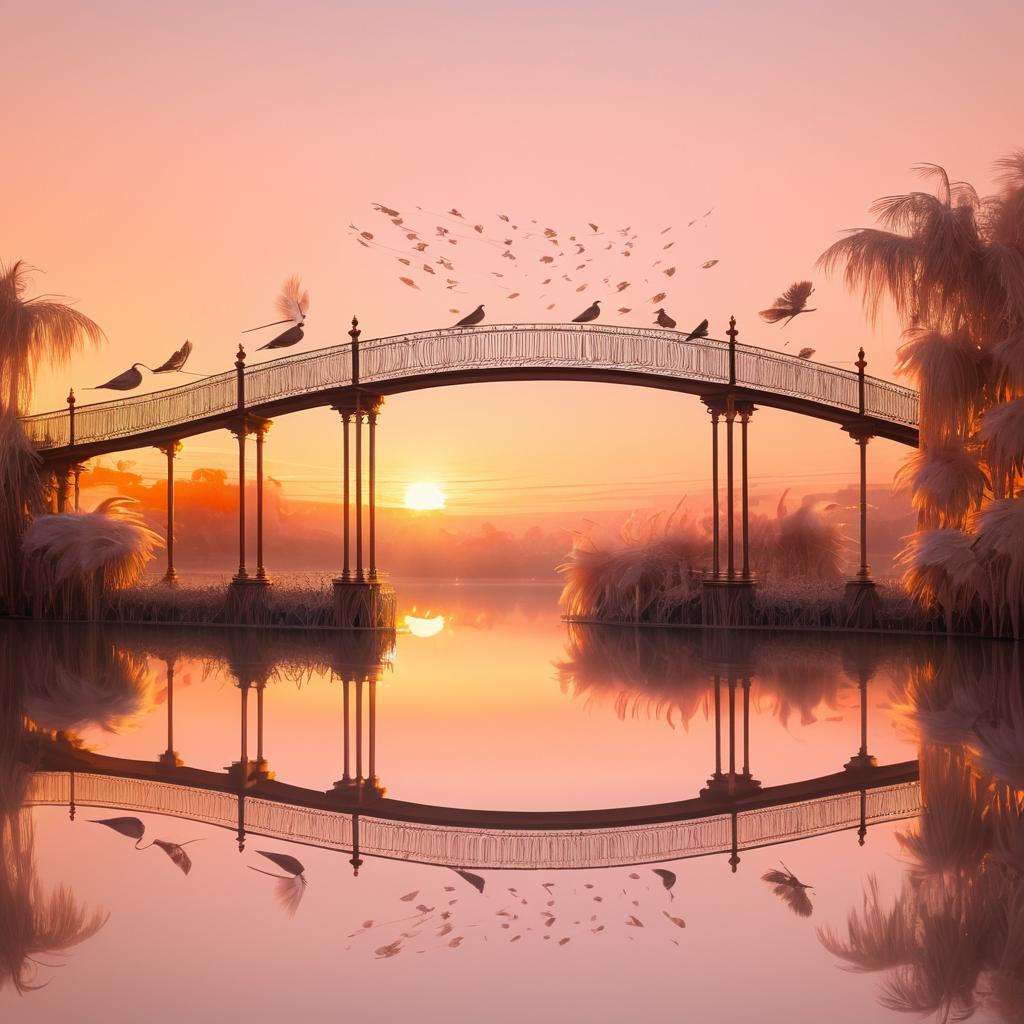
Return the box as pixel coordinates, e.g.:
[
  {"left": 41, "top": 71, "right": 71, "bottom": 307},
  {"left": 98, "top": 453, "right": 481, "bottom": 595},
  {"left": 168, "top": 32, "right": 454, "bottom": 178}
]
[
  {"left": 701, "top": 577, "right": 757, "bottom": 627},
  {"left": 157, "top": 750, "right": 183, "bottom": 768},
  {"left": 252, "top": 758, "right": 275, "bottom": 782},
  {"left": 843, "top": 578, "right": 880, "bottom": 629},
  {"left": 844, "top": 752, "right": 878, "bottom": 772},
  {"left": 329, "top": 777, "right": 386, "bottom": 800},
  {"left": 161, "top": 569, "right": 180, "bottom": 586},
  {"left": 225, "top": 759, "right": 260, "bottom": 788},
  {"left": 227, "top": 576, "right": 273, "bottom": 625},
  {"left": 332, "top": 577, "right": 396, "bottom": 629},
  {"left": 699, "top": 771, "right": 762, "bottom": 801}
]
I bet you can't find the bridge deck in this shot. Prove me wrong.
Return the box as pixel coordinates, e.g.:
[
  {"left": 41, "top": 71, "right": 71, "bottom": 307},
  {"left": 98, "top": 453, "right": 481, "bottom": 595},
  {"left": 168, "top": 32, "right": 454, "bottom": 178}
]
[
  {"left": 22, "top": 324, "right": 920, "bottom": 459},
  {"left": 27, "top": 749, "right": 919, "bottom": 869}
]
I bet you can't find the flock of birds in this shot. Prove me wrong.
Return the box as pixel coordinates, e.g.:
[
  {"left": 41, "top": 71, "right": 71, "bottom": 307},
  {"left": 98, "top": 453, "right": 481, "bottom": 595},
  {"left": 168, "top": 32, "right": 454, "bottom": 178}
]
[
  {"left": 89, "top": 814, "right": 815, "bottom": 954},
  {"left": 88, "top": 207, "right": 821, "bottom": 393}
]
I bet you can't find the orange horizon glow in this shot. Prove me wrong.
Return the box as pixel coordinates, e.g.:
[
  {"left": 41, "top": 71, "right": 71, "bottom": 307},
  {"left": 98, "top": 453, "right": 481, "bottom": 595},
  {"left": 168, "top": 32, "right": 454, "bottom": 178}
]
[{"left": 7, "top": 2, "right": 1023, "bottom": 531}]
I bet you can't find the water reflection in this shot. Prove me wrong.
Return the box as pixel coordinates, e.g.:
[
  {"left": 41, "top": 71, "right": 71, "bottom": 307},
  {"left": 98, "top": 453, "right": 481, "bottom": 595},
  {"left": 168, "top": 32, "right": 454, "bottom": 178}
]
[
  {"left": 1, "top": 608, "right": 1021, "bottom": 1019},
  {"left": 0, "top": 632, "right": 108, "bottom": 994},
  {"left": 823, "top": 641, "right": 1024, "bottom": 1022}
]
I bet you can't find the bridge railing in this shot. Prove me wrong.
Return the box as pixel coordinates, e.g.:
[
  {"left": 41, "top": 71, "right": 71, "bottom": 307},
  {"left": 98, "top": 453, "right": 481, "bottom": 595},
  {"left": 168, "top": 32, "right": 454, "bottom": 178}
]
[
  {"left": 20, "top": 323, "right": 919, "bottom": 452},
  {"left": 359, "top": 324, "right": 733, "bottom": 386},
  {"left": 27, "top": 770, "right": 921, "bottom": 870}
]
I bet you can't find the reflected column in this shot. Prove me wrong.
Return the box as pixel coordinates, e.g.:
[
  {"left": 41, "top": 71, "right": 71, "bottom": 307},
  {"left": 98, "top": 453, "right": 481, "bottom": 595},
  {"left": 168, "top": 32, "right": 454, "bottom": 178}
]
[{"left": 158, "top": 658, "right": 183, "bottom": 768}]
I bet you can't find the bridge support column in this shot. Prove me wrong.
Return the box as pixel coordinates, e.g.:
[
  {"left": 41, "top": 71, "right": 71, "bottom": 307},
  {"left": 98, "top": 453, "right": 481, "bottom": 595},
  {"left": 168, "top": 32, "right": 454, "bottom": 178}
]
[
  {"left": 228, "top": 417, "right": 272, "bottom": 623},
  {"left": 700, "top": 672, "right": 761, "bottom": 801},
  {"left": 709, "top": 406, "right": 721, "bottom": 578},
  {"left": 332, "top": 390, "right": 394, "bottom": 629},
  {"left": 254, "top": 420, "right": 272, "bottom": 582},
  {"left": 701, "top": 385, "right": 757, "bottom": 626},
  {"left": 331, "top": 672, "right": 385, "bottom": 800},
  {"left": 158, "top": 658, "right": 183, "bottom": 768},
  {"left": 73, "top": 464, "right": 82, "bottom": 512},
  {"left": 157, "top": 440, "right": 183, "bottom": 584}
]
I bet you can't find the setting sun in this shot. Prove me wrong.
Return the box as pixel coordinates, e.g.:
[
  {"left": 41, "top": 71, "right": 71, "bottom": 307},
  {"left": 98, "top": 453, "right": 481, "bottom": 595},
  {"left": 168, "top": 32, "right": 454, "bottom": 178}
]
[{"left": 404, "top": 481, "right": 446, "bottom": 511}]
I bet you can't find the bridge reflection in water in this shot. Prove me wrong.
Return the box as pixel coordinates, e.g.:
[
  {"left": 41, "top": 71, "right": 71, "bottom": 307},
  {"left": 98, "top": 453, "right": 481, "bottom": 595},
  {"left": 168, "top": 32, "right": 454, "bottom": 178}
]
[{"left": 23, "top": 623, "right": 922, "bottom": 873}]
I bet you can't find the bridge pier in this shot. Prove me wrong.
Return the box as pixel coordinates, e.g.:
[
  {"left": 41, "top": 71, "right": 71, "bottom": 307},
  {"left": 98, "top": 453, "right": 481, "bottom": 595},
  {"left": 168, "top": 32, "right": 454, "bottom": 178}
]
[
  {"left": 157, "top": 440, "right": 183, "bottom": 583},
  {"left": 701, "top": 327, "right": 758, "bottom": 627},
  {"left": 157, "top": 657, "right": 183, "bottom": 768},
  {"left": 227, "top": 414, "right": 273, "bottom": 623},
  {"left": 700, "top": 671, "right": 761, "bottom": 801},
  {"left": 843, "top": 349, "right": 881, "bottom": 628},
  {"left": 331, "top": 320, "right": 394, "bottom": 629}
]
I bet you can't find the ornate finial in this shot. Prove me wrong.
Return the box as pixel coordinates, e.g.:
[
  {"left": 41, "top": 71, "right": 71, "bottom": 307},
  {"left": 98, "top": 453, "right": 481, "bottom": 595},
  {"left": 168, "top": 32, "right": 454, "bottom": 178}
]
[
  {"left": 727, "top": 315, "right": 738, "bottom": 340},
  {"left": 236, "top": 344, "right": 246, "bottom": 368},
  {"left": 351, "top": 855, "right": 363, "bottom": 876},
  {"left": 66, "top": 388, "right": 75, "bottom": 407},
  {"left": 349, "top": 316, "right": 361, "bottom": 341},
  {"left": 856, "top": 347, "right": 867, "bottom": 371}
]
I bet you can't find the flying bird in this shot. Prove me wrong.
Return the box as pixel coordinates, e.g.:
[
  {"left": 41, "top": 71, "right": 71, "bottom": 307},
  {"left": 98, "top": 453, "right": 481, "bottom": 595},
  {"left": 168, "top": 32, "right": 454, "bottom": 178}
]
[
  {"left": 759, "top": 280, "right": 817, "bottom": 329},
  {"left": 797, "top": 347, "right": 816, "bottom": 359},
  {"left": 652, "top": 868, "right": 678, "bottom": 898},
  {"left": 151, "top": 340, "right": 194, "bottom": 374},
  {"left": 450, "top": 867, "right": 486, "bottom": 893},
  {"left": 453, "top": 305, "right": 485, "bottom": 327},
  {"left": 686, "top": 319, "right": 709, "bottom": 341},
  {"left": 572, "top": 300, "right": 601, "bottom": 323},
  {"left": 250, "top": 850, "right": 308, "bottom": 916},
  {"left": 699, "top": 260, "right": 719, "bottom": 269},
  {"left": 655, "top": 308, "right": 676, "bottom": 329},
  {"left": 761, "top": 863, "right": 814, "bottom": 917}
]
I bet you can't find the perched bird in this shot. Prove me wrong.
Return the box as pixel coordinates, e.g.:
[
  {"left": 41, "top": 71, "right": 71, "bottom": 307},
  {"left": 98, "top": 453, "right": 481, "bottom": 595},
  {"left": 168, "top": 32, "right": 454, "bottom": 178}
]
[
  {"left": 655, "top": 308, "right": 677, "bottom": 329},
  {"left": 258, "top": 323, "right": 305, "bottom": 350},
  {"left": 685, "top": 319, "right": 709, "bottom": 341},
  {"left": 761, "top": 863, "right": 814, "bottom": 917},
  {"left": 92, "top": 364, "right": 146, "bottom": 391},
  {"left": 454, "top": 304, "right": 485, "bottom": 328},
  {"left": 151, "top": 339, "right": 194, "bottom": 374},
  {"left": 797, "top": 347, "right": 816, "bottom": 359},
  {"left": 759, "top": 280, "right": 817, "bottom": 329},
  {"left": 572, "top": 300, "right": 601, "bottom": 323},
  {"left": 244, "top": 276, "right": 310, "bottom": 351}
]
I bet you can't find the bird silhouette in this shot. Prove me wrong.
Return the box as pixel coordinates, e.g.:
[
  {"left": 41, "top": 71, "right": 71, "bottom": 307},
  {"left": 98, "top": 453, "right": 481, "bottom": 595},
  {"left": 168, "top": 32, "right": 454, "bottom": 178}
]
[
  {"left": 259, "top": 323, "right": 305, "bottom": 351},
  {"left": 685, "top": 319, "right": 709, "bottom": 341},
  {"left": 245, "top": 276, "right": 310, "bottom": 350},
  {"left": 759, "top": 281, "right": 817, "bottom": 330},
  {"left": 797, "top": 347, "right": 816, "bottom": 359},
  {"left": 151, "top": 340, "right": 193, "bottom": 374},
  {"left": 572, "top": 300, "right": 601, "bottom": 323},
  {"left": 250, "top": 850, "right": 308, "bottom": 916},
  {"left": 761, "top": 862, "right": 814, "bottom": 917},
  {"left": 453, "top": 305, "right": 485, "bottom": 328},
  {"left": 92, "top": 364, "right": 146, "bottom": 391},
  {"left": 655, "top": 309, "right": 677, "bottom": 329}
]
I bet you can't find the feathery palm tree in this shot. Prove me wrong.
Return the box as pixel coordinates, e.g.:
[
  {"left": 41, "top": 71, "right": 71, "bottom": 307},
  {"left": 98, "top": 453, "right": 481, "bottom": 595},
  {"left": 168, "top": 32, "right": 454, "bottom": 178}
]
[
  {"left": 819, "top": 155, "right": 1024, "bottom": 636},
  {"left": 0, "top": 261, "right": 104, "bottom": 614}
]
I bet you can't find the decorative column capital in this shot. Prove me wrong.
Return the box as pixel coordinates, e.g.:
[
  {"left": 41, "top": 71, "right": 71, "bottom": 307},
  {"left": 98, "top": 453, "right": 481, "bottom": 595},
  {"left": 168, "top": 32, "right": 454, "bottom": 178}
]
[
  {"left": 843, "top": 423, "right": 874, "bottom": 443},
  {"left": 235, "top": 344, "right": 247, "bottom": 369},
  {"left": 855, "top": 347, "right": 867, "bottom": 373},
  {"left": 66, "top": 388, "right": 76, "bottom": 409},
  {"left": 726, "top": 316, "right": 738, "bottom": 343},
  {"left": 349, "top": 317, "right": 361, "bottom": 342},
  {"left": 157, "top": 439, "right": 184, "bottom": 458}
]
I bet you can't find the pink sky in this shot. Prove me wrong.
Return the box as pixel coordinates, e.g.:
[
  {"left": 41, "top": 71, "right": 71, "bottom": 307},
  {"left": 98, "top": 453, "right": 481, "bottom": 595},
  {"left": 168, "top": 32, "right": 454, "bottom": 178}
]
[{"left": 6, "top": 1, "right": 1024, "bottom": 527}]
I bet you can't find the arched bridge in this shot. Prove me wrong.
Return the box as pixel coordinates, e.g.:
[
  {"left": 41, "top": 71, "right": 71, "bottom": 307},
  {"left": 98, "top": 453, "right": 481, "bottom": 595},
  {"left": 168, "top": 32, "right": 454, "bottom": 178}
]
[
  {"left": 22, "top": 323, "right": 919, "bottom": 458},
  {"left": 27, "top": 760, "right": 920, "bottom": 872}
]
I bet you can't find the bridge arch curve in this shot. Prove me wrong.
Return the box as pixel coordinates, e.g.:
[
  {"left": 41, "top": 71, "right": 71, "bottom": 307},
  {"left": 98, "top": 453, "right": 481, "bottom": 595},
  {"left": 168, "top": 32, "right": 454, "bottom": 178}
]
[{"left": 22, "top": 323, "right": 919, "bottom": 459}]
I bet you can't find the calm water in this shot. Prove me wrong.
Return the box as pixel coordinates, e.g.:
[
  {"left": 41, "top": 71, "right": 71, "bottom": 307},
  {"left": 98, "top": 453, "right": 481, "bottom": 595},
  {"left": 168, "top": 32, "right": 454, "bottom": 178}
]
[{"left": 1, "top": 583, "right": 1020, "bottom": 1022}]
